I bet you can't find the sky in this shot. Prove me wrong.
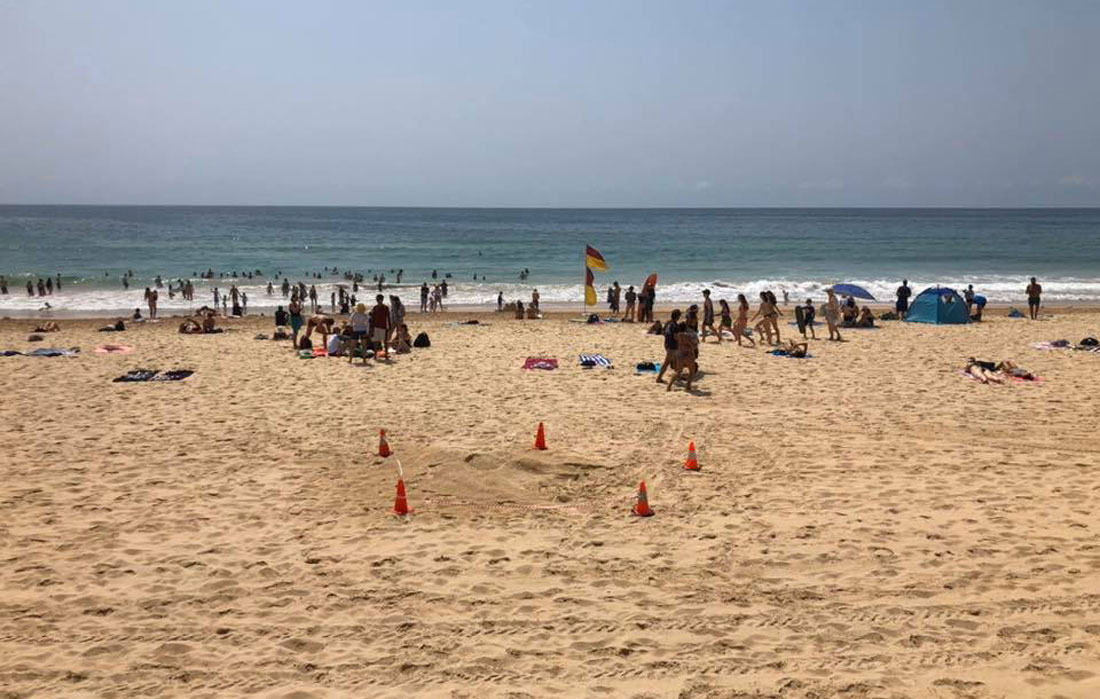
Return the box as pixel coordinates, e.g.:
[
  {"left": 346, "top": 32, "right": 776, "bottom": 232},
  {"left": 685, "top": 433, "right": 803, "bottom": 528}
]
[{"left": 1, "top": 0, "right": 1098, "bottom": 207}]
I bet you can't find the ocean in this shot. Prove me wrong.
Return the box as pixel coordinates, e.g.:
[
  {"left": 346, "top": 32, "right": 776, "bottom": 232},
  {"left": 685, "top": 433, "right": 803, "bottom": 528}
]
[{"left": 1, "top": 206, "right": 1099, "bottom": 315}]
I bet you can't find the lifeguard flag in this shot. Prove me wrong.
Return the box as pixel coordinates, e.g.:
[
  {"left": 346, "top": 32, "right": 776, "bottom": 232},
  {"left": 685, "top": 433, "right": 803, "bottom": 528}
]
[
  {"left": 585, "top": 268, "right": 597, "bottom": 305},
  {"left": 586, "top": 245, "right": 608, "bottom": 271}
]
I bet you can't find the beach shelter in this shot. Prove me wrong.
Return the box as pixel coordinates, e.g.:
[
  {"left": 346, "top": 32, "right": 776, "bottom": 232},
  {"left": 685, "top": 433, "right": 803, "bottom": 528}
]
[{"left": 905, "top": 287, "right": 970, "bottom": 324}]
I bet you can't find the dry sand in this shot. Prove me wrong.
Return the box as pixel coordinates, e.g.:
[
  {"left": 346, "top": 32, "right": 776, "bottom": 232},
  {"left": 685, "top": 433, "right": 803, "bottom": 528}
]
[{"left": 1, "top": 307, "right": 1099, "bottom": 698}]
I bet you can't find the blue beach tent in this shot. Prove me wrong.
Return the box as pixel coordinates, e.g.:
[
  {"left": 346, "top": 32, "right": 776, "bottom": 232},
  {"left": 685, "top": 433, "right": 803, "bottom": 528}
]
[{"left": 905, "top": 287, "right": 971, "bottom": 324}]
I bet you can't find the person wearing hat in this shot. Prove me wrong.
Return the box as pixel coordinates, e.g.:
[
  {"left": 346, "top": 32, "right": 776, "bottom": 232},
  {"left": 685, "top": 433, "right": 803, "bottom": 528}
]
[{"left": 348, "top": 302, "right": 371, "bottom": 364}]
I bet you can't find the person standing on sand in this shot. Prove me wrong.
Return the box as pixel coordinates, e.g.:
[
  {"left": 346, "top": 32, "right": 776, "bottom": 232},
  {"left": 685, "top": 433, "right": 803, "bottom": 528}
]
[
  {"left": 288, "top": 298, "right": 304, "bottom": 347},
  {"left": 701, "top": 289, "right": 721, "bottom": 343},
  {"left": 1026, "top": 277, "right": 1042, "bottom": 320},
  {"left": 497, "top": 291, "right": 504, "bottom": 311},
  {"left": 421, "top": 283, "right": 430, "bottom": 313},
  {"left": 895, "top": 279, "right": 911, "bottom": 319},
  {"left": 348, "top": 302, "right": 370, "bottom": 364},
  {"left": 624, "top": 285, "right": 637, "bottom": 322},
  {"left": 309, "top": 285, "right": 318, "bottom": 312},
  {"left": 964, "top": 284, "right": 975, "bottom": 313},
  {"left": 531, "top": 289, "right": 540, "bottom": 311},
  {"left": 612, "top": 282, "right": 621, "bottom": 314},
  {"left": 369, "top": 294, "right": 391, "bottom": 358},
  {"left": 800, "top": 298, "right": 817, "bottom": 340},
  {"left": 656, "top": 309, "right": 682, "bottom": 385},
  {"left": 824, "top": 288, "right": 844, "bottom": 342}
]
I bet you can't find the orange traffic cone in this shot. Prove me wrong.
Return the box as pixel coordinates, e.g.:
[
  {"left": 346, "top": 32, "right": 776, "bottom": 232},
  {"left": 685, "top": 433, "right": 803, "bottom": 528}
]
[
  {"left": 378, "top": 429, "right": 392, "bottom": 457},
  {"left": 684, "top": 441, "right": 700, "bottom": 471},
  {"left": 632, "top": 480, "right": 655, "bottom": 517},
  {"left": 533, "top": 422, "right": 548, "bottom": 450},
  {"left": 392, "top": 478, "right": 413, "bottom": 516}
]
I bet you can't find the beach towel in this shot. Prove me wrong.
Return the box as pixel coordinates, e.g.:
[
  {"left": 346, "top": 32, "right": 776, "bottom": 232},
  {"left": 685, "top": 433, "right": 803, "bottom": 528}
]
[
  {"left": 1031, "top": 341, "right": 1071, "bottom": 351},
  {"left": 94, "top": 344, "right": 134, "bottom": 354},
  {"left": 769, "top": 349, "right": 813, "bottom": 359},
  {"left": 151, "top": 370, "right": 194, "bottom": 381},
  {"left": 958, "top": 369, "right": 1043, "bottom": 384},
  {"left": 25, "top": 348, "right": 80, "bottom": 357},
  {"left": 635, "top": 361, "right": 661, "bottom": 374},
  {"left": 579, "top": 354, "right": 612, "bottom": 368},
  {"left": 523, "top": 357, "right": 558, "bottom": 370},
  {"left": 114, "top": 369, "right": 194, "bottom": 383},
  {"left": 113, "top": 369, "right": 158, "bottom": 382},
  {"left": 298, "top": 349, "right": 315, "bottom": 359},
  {"left": 1, "top": 348, "right": 79, "bottom": 357}
]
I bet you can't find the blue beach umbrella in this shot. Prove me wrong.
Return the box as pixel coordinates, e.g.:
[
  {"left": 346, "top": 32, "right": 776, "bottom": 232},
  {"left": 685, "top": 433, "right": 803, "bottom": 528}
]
[{"left": 831, "top": 283, "right": 876, "bottom": 300}]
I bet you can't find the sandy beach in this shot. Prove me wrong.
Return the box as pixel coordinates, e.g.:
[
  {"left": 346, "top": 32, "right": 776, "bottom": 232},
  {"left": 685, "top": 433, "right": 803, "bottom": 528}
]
[{"left": 2, "top": 307, "right": 1099, "bottom": 698}]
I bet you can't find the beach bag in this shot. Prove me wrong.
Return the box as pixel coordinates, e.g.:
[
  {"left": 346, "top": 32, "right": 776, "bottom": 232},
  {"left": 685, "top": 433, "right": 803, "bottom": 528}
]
[
  {"left": 413, "top": 332, "right": 430, "bottom": 348},
  {"left": 298, "top": 336, "right": 313, "bottom": 350},
  {"left": 1081, "top": 337, "right": 1099, "bottom": 347}
]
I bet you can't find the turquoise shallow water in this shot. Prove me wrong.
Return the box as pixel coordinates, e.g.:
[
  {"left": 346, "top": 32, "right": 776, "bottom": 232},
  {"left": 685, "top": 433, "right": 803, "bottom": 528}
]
[{"left": 1, "top": 206, "right": 1098, "bottom": 314}]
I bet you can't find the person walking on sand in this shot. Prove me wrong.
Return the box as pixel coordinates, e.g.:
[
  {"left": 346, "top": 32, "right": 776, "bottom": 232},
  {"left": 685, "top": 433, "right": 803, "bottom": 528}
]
[
  {"left": 719, "top": 298, "right": 733, "bottom": 339},
  {"left": 1026, "top": 277, "right": 1042, "bottom": 320},
  {"left": 732, "top": 294, "right": 755, "bottom": 347},
  {"left": 701, "top": 289, "right": 721, "bottom": 343},
  {"left": 656, "top": 309, "right": 683, "bottom": 385},
  {"left": 895, "top": 279, "right": 912, "bottom": 319},
  {"left": 751, "top": 292, "right": 780, "bottom": 345},
  {"left": 824, "top": 288, "right": 844, "bottom": 342}
]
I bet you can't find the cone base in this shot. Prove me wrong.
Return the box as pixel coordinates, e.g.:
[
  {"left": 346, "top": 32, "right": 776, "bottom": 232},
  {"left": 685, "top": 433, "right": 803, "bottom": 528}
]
[{"left": 632, "top": 506, "right": 654, "bottom": 517}]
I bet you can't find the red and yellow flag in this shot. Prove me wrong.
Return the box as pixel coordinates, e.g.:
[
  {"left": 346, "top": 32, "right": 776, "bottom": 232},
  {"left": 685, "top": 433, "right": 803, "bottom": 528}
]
[
  {"left": 585, "top": 245, "right": 608, "bottom": 272},
  {"left": 585, "top": 268, "right": 597, "bottom": 305}
]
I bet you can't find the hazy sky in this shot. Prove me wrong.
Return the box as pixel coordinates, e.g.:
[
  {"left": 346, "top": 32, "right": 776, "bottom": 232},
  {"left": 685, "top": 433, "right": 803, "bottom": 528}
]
[{"left": 1, "top": 0, "right": 1097, "bottom": 206}]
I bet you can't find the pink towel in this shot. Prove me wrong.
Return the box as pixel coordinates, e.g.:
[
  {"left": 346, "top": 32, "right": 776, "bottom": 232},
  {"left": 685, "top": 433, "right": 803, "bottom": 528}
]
[{"left": 523, "top": 357, "right": 558, "bottom": 370}]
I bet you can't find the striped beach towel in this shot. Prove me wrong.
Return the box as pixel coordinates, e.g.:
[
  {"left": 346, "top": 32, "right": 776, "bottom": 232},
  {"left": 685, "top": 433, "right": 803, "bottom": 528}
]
[{"left": 579, "top": 354, "right": 613, "bottom": 368}]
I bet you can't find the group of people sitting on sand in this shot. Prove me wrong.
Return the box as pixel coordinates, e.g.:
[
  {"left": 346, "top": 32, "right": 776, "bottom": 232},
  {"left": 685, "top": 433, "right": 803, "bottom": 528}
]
[
  {"left": 275, "top": 294, "right": 413, "bottom": 362},
  {"left": 178, "top": 307, "right": 222, "bottom": 334}
]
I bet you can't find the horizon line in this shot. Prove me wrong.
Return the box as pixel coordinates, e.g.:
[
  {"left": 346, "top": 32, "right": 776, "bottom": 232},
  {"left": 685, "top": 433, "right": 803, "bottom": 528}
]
[{"left": 2, "top": 203, "right": 1099, "bottom": 211}]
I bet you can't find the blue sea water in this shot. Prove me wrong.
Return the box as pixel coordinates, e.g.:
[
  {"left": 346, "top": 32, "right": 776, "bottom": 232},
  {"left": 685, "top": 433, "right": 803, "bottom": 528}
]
[{"left": 1, "top": 206, "right": 1099, "bottom": 314}]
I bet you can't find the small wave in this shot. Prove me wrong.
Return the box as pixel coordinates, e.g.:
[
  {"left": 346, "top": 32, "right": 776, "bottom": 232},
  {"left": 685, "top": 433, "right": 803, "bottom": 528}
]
[{"left": 4, "top": 276, "right": 1100, "bottom": 314}]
